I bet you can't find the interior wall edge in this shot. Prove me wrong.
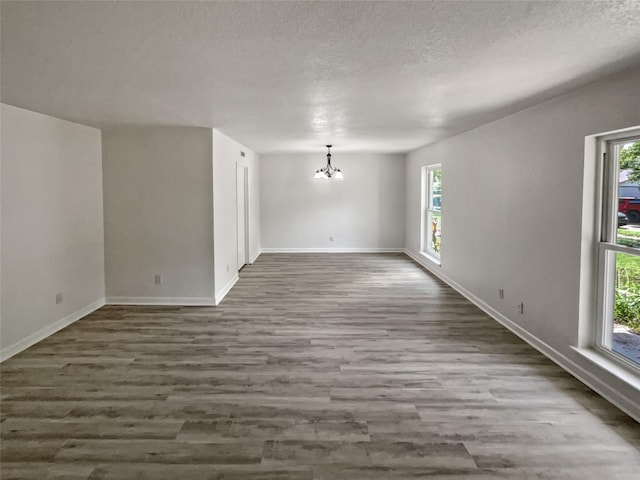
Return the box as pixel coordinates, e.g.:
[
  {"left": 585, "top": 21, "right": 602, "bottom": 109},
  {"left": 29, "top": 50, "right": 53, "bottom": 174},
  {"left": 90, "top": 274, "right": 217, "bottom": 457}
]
[
  {"left": 214, "top": 273, "right": 239, "bottom": 305},
  {"left": 0, "top": 298, "right": 105, "bottom": 363},
  {"left": 105, "top": 297, "right": 216, "bottom": 306},
  {"left": 249, "top": 249, "right": 262, "bottom": 264}
]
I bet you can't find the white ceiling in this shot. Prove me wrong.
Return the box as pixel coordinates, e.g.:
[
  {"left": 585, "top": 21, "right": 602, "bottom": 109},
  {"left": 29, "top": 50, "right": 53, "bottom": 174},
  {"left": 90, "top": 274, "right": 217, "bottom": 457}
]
[{"left": 2, "top": 1, "right": 640, "bottom": 154}]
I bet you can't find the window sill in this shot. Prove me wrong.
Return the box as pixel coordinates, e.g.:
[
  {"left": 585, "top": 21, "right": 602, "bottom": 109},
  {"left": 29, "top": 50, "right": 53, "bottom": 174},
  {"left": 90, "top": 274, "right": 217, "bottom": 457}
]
[
  {"left": 419, "top": 250, "right": 441, "bottom": 267},
  {"left": 571, "top": 346, "right": 640, "bottom": 391}
]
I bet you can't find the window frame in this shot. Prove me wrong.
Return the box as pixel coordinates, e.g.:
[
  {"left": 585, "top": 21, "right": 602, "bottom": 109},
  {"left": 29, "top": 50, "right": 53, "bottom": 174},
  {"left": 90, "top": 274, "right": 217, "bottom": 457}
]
[
  {"left": 595, "top": 130, "right": 640, "bottom": 372},
  {"left": 420, "top": 164, "right": 442, "bottom": 262}
]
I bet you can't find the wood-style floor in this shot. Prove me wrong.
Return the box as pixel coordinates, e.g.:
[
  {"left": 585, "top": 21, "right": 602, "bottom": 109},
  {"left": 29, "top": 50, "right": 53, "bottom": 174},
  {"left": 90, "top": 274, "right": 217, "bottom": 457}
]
[{"left": 1, "top": 253, "right": 639, "bottom": 479}]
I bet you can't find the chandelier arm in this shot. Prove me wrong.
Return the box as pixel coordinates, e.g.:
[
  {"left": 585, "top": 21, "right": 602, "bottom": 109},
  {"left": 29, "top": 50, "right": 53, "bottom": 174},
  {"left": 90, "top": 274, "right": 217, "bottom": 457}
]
[{"left": 313, "top": 144, "right": 341, "bottom": 179}]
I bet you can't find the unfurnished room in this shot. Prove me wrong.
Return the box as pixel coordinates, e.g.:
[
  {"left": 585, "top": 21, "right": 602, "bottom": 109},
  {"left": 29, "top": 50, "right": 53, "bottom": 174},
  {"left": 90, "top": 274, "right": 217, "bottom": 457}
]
[{"left": 1, "top": 1, "right": 639, "bottom": 479}]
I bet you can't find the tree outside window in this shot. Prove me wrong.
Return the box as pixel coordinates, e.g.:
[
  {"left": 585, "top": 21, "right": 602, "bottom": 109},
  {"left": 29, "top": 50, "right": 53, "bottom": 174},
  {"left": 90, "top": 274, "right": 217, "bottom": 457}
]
[{"left": 421, "top": 165, "right": 442, "bottom": 259}]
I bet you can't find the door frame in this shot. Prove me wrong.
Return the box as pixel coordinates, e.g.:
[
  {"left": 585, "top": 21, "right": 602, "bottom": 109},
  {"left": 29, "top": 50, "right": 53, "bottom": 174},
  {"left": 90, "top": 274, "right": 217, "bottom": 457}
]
[{"left": 236, "top": 164, "right": 250, "bottom": 269}]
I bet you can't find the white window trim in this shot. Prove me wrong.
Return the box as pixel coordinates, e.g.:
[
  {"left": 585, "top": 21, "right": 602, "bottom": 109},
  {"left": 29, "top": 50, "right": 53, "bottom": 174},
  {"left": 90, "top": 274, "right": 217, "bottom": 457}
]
[
  {"left": 592, "top": 129, "right": 640, "bottom": 374},
  {"left": 420, "top": 164, "right": 442, "bottom": 264}
]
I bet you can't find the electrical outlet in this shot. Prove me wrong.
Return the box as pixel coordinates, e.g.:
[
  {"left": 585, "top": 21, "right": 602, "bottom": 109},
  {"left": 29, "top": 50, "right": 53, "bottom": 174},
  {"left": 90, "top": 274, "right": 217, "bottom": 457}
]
[
  {"left": 499, "top": 288, "right": 504, "bottom": 299},
  {"left": 330, "top": 236, "right": 334, "bottom": 242},
  {"left": 154, "top": 274, "right": 162, "bottom": 285},
  {"left": 55, "top": 293, "right": 63, "bottom": 305},
  {"left": 517, "top": 302, "right": 524, "bottom": 314}
]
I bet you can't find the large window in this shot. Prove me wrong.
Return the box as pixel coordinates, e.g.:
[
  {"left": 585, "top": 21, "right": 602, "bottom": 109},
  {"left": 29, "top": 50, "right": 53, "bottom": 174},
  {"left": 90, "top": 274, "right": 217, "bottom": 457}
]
[
  {"left": 421, "top": 165, "right": 442, "bottom": 260},
  {"left": 597, "top": 133, "right": 640, "bottom": 369}
]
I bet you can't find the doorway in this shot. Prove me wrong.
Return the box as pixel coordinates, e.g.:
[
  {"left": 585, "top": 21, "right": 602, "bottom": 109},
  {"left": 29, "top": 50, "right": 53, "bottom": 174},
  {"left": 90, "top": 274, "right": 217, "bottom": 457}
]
[{"left": 236, "top": 164, "right": 249, "bottom": 270}]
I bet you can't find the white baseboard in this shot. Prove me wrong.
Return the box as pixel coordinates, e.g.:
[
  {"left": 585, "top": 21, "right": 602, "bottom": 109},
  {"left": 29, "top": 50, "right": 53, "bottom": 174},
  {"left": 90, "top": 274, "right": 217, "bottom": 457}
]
[
  {"left": 404, "top": 249, "right": 640, "bottom": 423},
  {"left": 249, "top": 249, "right": 262, "bottom": 264},
  {"left": 0, "top": 297, "right": 105, "bottom": 362},
  {"left": 106, "top": 297, "right": 216, "bottom": 306},
  {"left": 214, "top": 274, "right": 239, "bottom": 304},
  {"left": 261, "top": 247, "right": 405, "bottom": 253}
]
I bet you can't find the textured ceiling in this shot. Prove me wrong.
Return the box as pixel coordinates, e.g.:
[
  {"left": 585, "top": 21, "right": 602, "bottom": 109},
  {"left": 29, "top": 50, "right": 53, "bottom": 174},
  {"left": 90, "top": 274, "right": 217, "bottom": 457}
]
[{"left": 2, "top": 1, "right": 640, "bottom": 153}]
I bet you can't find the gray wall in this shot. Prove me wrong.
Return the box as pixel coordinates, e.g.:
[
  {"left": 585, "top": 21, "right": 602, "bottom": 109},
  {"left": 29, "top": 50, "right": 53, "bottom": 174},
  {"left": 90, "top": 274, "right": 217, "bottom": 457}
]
[
  {"left": 405, "top": 66, "right": 640, "bottom": 420},
  {"left": 102, "top": 127, "right": 215, "bottom": 302},
  {"left": 1, "top": 104, "right": 105, "bottom": 356},
  {"left": 260, "top": 153, "right": 405, "bottom": 251}
]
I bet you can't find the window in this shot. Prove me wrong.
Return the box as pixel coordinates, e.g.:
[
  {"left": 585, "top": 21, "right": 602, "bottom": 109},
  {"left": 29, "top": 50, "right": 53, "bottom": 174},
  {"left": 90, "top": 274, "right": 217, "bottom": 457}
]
[
  {"left": 596, "top": 132, "right": 640, "bottom": 369},
  {"left": 421, "top": 165, "right": 442, "bottom": 260}
]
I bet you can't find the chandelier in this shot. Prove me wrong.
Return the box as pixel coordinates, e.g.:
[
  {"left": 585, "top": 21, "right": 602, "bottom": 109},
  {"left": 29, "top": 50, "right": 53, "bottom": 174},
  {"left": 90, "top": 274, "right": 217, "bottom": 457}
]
[{"left": 314, "top": 145, "right": 343, "bottom": 179}]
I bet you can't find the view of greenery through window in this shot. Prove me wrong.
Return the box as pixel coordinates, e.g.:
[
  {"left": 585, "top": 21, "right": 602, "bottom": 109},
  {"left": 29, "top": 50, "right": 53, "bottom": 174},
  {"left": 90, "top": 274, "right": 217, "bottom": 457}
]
[
  {"left": 422, "top": 165, "right": 442, "bottom": 258},
  {"left": 613, "top": 141, "right": 640, "bottom": 365},
  {"left": 430, "top": 169, "right": 442, "bottom": 254}
]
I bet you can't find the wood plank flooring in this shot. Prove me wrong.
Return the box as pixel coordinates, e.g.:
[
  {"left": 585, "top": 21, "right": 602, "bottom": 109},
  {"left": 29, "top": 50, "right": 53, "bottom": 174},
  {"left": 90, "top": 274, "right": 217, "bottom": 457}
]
[{"left": 1, "top": 253, "right": 639, "bottom": 479}]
